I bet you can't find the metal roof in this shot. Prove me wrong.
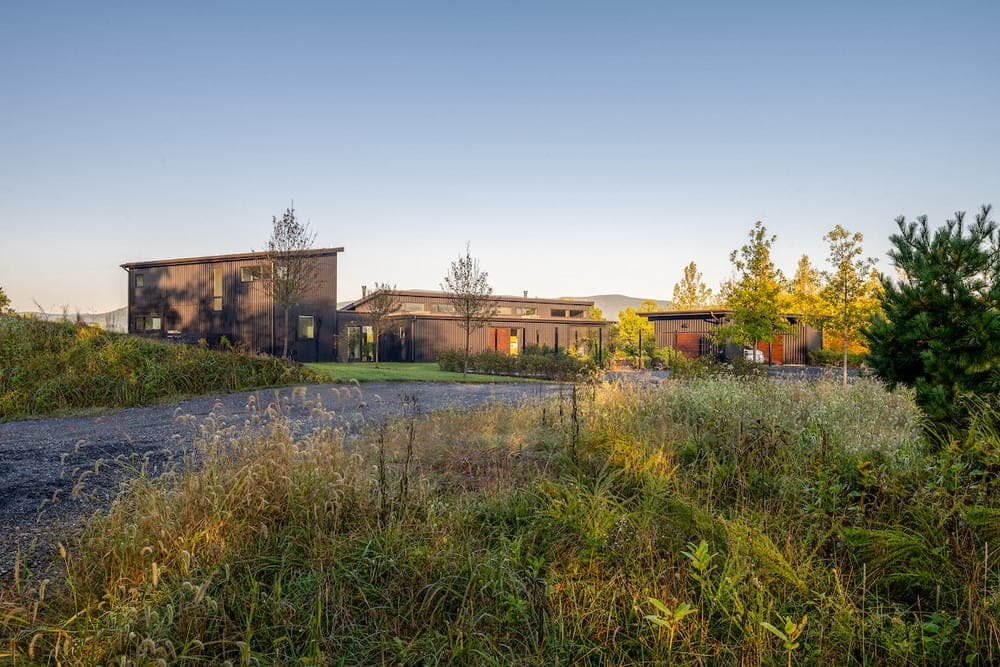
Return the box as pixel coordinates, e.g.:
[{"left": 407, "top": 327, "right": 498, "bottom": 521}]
[{"left": 120, "top": 247, "right": 344, "bottom": 270}]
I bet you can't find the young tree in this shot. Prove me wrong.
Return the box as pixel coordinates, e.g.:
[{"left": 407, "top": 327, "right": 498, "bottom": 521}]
[
  {"left": 865, "top": 206, "right": 999, "bottom": 424},
  {"left": 720, "top": 221, "right": 788, "bottom": 359},
  {"left": 782, "top": 255, "right": 826, "bottom": 324},
  {"left": 441, "top": 244, "right": 497, "bottom": 375},
  {"left": 366, "top": 283, "right": 401, "bottom": 367},
  {"left": 263, "top": 205, "right": 322, "bottom": 358},
  {"left": 821, "top": 226, "right": 878, "bottom": 385},
  {"left": 613, "top": 306, "right": 655, "bottom": 361},
  {"left": 670, "top": 261, "right": 714, "bottom": 310}
]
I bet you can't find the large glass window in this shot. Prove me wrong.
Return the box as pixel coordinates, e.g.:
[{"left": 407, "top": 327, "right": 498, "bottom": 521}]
[
  {"left": 550, "top": 309, "right": 567, "bottom": 317},
  {"left": 212, "top": 267, "right": 223, "bottom": 311},
  {"left": 298, "top": 315, "right": 315, "bottom": 339},
  {"left": 518, "top": 307, "right": 537, "bottom": 316},
  {"left": 430, "top": 303, "right": 456, "bottom": 313},
  {"left": 401, "top": 302, "right": 424, "bottom": 312},
  {"left": 496, "top": 306, "right": 513, "bottom": 316},
  {"left": 135, "top": 316, "right": 161, "bottom": 331},
  {"left": 240, "top": 265, "right": 269, "bottom": 282}
]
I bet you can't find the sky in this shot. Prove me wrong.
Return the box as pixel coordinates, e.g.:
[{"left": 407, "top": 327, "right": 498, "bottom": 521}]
[{"left": 1, "top": 1, "right": 998, "bottom": 313}]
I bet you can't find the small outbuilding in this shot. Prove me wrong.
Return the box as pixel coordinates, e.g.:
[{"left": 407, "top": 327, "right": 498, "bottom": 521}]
[{"left": 638, "top": 309, "right": 822, "bottom": 365}]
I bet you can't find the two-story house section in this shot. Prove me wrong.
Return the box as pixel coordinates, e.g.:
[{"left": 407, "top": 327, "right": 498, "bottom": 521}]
[{"left": 121, "top": 248, "right": 343, "bottom": 362}]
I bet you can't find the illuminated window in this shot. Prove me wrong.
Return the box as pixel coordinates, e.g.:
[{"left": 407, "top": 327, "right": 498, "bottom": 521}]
[
  {"left": 135, "top": 316, "right": 161, "bottom": 331},
  {"left": 212, "top": 267, "right": 223, "bottom": 311},
  {"left": 298, "top": 316, "right": 315, "bottom": 339},
  {"left": 496, "top": 306, "right": 513, "bottom": 315}
]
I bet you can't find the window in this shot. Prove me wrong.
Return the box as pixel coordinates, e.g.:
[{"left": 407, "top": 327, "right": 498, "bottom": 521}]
[
  {"left": 518, "top": 307, "right": 537, "bottom": 316},
  {"left": 212, "top": 267, "right": 223, "bottom": 311},
  {"left": 298, "top": 315, "right": 315, "bottom": 339},
  {"left": 240, "top": 265, "right": 269, "bottom": 282},
  {"left": 401, "top": 302, "right": 424, "bottom": 312},
  {"left": 550, "top": 309, "right": 567, "bottom": 317},
  {"left": 430, "top": 303, "right": 456, "bottom": 313},
  {"left": 135, "top": 273, "right": 145, "bottom": 288},
  {"left": 569, "top": 309, "right": 585, "bottom": 318},
  {"left": 135, "top": 316, "right": 161, "bottom": 331},
  {"left": 496, "top": 306, "right": 513, "bottom": 316}
]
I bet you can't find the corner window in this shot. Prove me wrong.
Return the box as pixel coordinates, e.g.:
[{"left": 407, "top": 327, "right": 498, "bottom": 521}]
[
  {"left": 135, "top": 316, "right": 161, "bottom": 331},
  {"left": 212, "top": 267, "right": 223, "bottom": 311},
  {"left": 298, "top": 315, "right": 315, "bottom": 339},
  {"left": 240, "top": 265, "right": 269, "bottom": 282},
  {"left": 135, "top": 273, "right": 145, "bottom": 288}
]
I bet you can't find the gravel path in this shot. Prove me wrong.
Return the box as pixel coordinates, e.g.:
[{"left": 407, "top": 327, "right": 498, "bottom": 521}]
[{"left": 0, "top": 381, "right": 558, "bottom": 575}]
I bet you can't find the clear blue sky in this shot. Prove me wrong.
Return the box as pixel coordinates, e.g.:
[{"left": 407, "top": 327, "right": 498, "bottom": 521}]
[{"left": 2, "top": 1, "right": 997, "bottom": 313}]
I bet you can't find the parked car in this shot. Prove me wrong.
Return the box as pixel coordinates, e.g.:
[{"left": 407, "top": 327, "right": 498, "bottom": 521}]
[{"left": 743, "top": 347, "right": 765, "bottom": 363}]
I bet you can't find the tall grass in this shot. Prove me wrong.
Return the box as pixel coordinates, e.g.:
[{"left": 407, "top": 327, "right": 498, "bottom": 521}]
[
  {"left": 2, "top": 377, "right": 997, "bottom": 664},
  {"left": 0, "top": 315, "right": 326, "bottom": 420}
]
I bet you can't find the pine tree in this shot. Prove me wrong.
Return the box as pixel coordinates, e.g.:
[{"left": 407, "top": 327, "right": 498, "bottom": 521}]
[
  {"left": 865, "top": 205, "right": 999, "bottom": 424},
  {"left": 670, "top": 262, "right": 714, "bottom": 310}
]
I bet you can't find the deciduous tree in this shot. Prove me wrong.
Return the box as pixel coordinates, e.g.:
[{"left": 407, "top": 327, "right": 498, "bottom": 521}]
[
  {"left": 441, "top": 244, "right": 497, "bottom": 375},
  {"left": 865, "top": 206, "right": 999, "bottom": 424},
  {"left": 720, "top": 221, "right": 788, "bottom": 358},
  {"left": 366, "top": 283, "right": 401, "bottom": 367},
  {"left": 782, "top": 255, "right": 825, "bottom": 324},
  {"left": 821, "top": 226, "right": 878, "bottom": 385},
  {"left": 670, "top": 262, "right": 714, "bottom": 310},
  {"left": 0, "top": 286, "right": 10, "bottom": 313},
  {"left": 263, "top": 205, "right": 322, "bottom": 359}
]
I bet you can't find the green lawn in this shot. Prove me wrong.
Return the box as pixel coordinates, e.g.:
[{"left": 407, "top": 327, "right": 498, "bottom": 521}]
[{"left": 305, "top": 361, "right": 536, "bottom": 383}]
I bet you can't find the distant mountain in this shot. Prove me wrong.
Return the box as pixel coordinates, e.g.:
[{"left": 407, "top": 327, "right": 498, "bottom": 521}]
[{"left": 566, "top": 294, "right": 671, "bottom": 321}]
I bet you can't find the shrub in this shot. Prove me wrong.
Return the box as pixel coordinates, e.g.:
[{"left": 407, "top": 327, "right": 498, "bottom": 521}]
[
  {"left": 809, "top": 347, "right": 868, "bottom": 367},
  {"left": 0, "top": 315, "right": 326, "bottom": 420},
  {"left": 437, "top": 347, "right": 596, "bottom": 380}
]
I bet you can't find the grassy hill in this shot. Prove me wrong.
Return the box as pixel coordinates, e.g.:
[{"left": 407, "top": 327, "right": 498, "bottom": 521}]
[{"left": 0, "top": 315, "right": 325, "bottom": 420}]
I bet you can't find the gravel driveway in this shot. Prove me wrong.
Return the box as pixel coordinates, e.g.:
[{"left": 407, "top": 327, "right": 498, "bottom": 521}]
[{"left": 0, "top": 381, "right": 558, "bottom": 575}]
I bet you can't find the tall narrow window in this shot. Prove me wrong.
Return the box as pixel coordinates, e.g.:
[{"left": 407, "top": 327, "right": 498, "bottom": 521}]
[
  {"left": 212, "top": 267, "right": 223, "bottom": 311},
  {"left": 135, "top": 273, "right": 145, "bottom": 288}
]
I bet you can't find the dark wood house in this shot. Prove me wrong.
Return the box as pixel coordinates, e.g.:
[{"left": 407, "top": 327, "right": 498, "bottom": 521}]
[
  {"left": 121, "top": 248, "right": 343, "bottom": 362},
  {"left": 338, "top": 289, "right": 608, "bottom": 362},
  {"left": 639, "top": 309, "right": 822, "bottom": 365}
]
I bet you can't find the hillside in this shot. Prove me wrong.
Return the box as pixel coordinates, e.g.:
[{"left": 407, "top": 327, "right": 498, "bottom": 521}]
[{"left": 568, "top": 294, "right": 671, "bottom": 320}]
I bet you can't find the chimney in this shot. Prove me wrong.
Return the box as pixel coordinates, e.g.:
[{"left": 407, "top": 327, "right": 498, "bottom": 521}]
[
  {"left": 362, "top": 285, "right": 367, "bottom": 298},
  {"left": 523, "top": 290, "right": 528, "bottom": 299}
]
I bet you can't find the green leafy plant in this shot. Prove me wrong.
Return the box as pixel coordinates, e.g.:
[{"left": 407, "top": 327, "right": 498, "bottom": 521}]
[{"left": 761, "top": 614, "right": 808, "bottom": 667}]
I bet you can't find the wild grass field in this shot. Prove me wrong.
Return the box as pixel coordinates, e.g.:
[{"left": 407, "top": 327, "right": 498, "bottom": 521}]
[
  {"left": 0, "top": 315, "right": 326, "bottom": 420},
  {"left": 1, "top": 377, "right": 998, "bottom": 665}
]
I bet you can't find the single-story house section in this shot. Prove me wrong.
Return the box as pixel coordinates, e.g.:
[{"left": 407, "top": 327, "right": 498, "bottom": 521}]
[
  {"left": 121, "top": 248, "right": 343, "bottom": 362},
  {"left": 638, "top": 309, "right": 822, "bottom": 365},
  {"left": 338, "top": 289, "right": 609, "bottom": 362}
]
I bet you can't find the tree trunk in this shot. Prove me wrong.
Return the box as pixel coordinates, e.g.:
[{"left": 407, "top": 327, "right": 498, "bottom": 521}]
[
  {"left": 282, "top": 307, "right": 290, "bottom": 359},
  {"left": 842, "top": 326, "right": 849, "bottom": 387},
  {"left": 374, "top": 328, "right": 380, "bottom": 368},
  {"left": 464, "top": 328, "right": 470, "bottom": 375}
]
